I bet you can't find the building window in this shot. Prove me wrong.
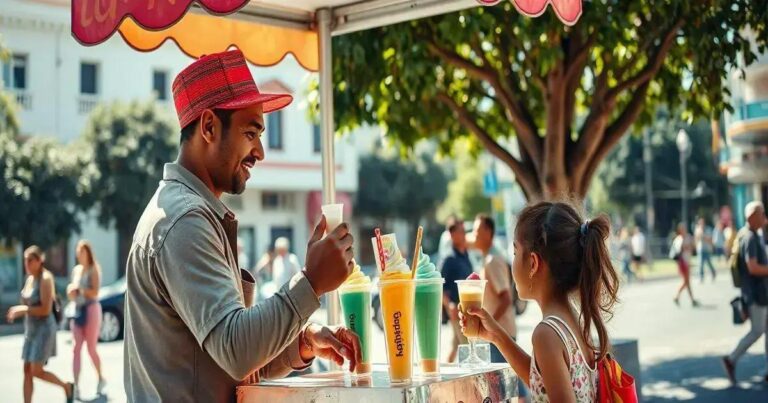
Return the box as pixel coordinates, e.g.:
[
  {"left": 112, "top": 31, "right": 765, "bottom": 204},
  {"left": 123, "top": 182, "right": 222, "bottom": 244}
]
[
  {"left": 80, "top": 62, "right": 99, "bottom": 95},
  {"left": 262, "top": 192, "right": 295, "bottom": 211},
  {"left": 2, "top": 54, "right": 27, "bottom": 90},
  {"left": 2, "top": 54, "right": 32, "bottom": 109},
  {"left": 313, "top": 123, "right": 321, "bottom": 153},
  {"left": 267, "top": 110, "right": 283, "bottom": 150},
  {"left": 153, "top": 70, "right": 168, "bottom": 101}
]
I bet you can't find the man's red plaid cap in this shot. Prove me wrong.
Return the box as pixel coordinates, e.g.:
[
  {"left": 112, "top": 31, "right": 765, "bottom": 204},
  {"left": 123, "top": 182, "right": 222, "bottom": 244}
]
[{"left": 172, "top": 49, "right": 292, "bottom": 129}]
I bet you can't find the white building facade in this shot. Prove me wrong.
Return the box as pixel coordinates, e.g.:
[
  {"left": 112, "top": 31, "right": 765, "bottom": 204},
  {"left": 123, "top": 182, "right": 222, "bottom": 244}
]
[{"left": 0, "top": 0, "right": 366, "bottom": 294}]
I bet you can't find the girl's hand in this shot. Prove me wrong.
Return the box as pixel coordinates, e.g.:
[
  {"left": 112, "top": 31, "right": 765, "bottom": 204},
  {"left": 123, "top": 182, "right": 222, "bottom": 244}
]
[
  {"left": 459, "top": 304, "right": 506, "bottom": 344},
  {"left": 6, "top": 305, "right": 26, "bottom": 323}
]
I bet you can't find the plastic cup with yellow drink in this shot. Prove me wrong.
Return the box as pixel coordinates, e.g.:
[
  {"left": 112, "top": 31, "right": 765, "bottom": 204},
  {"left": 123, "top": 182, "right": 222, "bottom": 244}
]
[
  {"left": 373, "top": 232, "right": 415, "bottom": 384},
  {"left": 456, "top": 272, "right": 487, "bottom": 368}
]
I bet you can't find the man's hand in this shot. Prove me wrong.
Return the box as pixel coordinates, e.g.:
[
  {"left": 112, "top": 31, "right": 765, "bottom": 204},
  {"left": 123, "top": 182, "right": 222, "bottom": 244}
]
[
  {"left": 6, "top": 305, "right": 27, "bottom": 323},
  {"left": 300, "top": 324, "right": 361, "bottom": 372},
  {"left": 304, "top": 216, "right": 354, "bottom": 296}
]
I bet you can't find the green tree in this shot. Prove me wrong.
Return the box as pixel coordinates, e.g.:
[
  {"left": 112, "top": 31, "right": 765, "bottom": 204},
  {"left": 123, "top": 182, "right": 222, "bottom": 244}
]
[
  {"left": 0, "top": 132, "right": 90, "bottom": 249},
  {"left": 599, "top": 111, "right": 728, "bottom": 235},
  {"left": 82, "top": 100, "right": 178, "bottom": 274},
  {"left": 0, "top": 34, "right": 88, "bottom": 249},
  {"left": 357, "top": 150, "right": 448, "bottom": 235},
  {"left": 322, "top": 0, "right": 767, "bottom": 201},
  {"left": 437, "top": 147, "right": 491, "bottom": 222},
  {"left": 0, "top": 33, "right": 19, "bottom": 135}
]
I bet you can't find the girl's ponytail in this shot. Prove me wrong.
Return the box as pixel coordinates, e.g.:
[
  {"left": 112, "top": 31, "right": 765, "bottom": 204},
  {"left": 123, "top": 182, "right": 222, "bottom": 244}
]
[{"left": 578, "top": 215, "right": 619, "bottom": 360}]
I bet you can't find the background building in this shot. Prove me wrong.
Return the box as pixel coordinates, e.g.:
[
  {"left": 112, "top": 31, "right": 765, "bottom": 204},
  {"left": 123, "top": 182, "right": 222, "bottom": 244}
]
[{"left": 721, "top": 29, "right": 768, "bottom": 227}]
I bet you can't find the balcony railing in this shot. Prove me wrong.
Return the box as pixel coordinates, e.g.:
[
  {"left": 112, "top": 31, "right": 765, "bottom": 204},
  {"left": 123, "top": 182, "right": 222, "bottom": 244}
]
[
  {"left": 78, "top": 95, "right": 100, "bottom": 115},
  {"left": 732, "top": 100, "right": 768, "bottom": 122},
  {"left": 9, "top": 90, "right": 32, "bottom": 110}
]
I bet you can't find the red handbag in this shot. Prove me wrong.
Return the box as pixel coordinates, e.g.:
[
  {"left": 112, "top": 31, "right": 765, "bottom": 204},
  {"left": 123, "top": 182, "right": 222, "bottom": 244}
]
[{"left": 598, "top": 354, "right": 638, "bottom": 403}]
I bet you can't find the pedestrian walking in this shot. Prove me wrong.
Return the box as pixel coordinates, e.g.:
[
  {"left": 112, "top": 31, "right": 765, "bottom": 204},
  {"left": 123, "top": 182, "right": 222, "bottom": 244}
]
[
  {"left": 438, "top": 215, "right": 473, "bottom": 363},
  {"left": 713, "top": 222, "right": 726, "bottom": 262},
  {"left": 631, "top": 227, "right": 646, "bottom": 281},
  {"left": 66, "top": 240, "right": 106, "bottom": 398},
  {"left": 671, "top": 223, "right": 699, "bottom": 307},
  {"left": 724, "top": 224, "right": 737, "bottom": 260},
  {"left": 619, "top": 228, "right": 635, "bottom": 283},
  {"left": 460, "top": 201, "right": 619, "bottom": 401},
  {"left": 6, "top": 246, "right": 74, "bottom": 403},
  {"left": 271, "top": 237, "right": 301, "bottom": 287},
  {"left": 695, "top": 218, "right": 717, "bottom": 282},
  {"left": 722, "top": 201, "right": 768, "bottom": 385}
]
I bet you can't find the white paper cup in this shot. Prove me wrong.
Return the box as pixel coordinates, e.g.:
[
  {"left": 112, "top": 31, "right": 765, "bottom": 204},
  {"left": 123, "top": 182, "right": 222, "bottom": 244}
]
[{"left": 321, "top": 203, "right": 344, "bottom": 233}]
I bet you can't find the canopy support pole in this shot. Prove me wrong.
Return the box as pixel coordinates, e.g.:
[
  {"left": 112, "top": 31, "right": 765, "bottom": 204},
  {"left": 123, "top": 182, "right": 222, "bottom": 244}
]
[{"left": 318, "top": 7, "right": 341, "bottom": 343}]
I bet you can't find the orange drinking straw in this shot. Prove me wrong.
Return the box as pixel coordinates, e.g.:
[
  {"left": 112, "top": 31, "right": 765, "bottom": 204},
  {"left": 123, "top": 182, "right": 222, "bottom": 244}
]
[
  {"left": 410, "top": 226, "right": 423, "bottom": 279},
  {"left": 374, "top": 228, "right": 386, "bottom": 273}
]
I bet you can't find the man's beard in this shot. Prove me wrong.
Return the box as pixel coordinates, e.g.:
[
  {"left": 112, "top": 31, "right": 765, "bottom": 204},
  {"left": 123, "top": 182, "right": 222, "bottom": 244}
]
[{"left": 231, "top": 172, "right": 246, "bottom": 194}]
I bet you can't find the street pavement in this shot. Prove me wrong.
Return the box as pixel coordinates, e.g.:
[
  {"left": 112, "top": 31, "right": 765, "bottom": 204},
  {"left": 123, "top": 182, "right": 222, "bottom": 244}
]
[{"left": 0, "top": 264, "right": 766, "bottom": 402}]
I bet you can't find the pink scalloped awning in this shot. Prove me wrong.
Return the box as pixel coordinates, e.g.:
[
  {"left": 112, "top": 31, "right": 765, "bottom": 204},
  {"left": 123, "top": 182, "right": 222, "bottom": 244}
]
[
  {"left": 71, "top": 0, "right": 581, "bottom": 72},
  {"left": 72, "top": 0, "right": 249, "bottom": 46},
  {"left": 478, "top": 0, "right": 582, "bottom": 26}
]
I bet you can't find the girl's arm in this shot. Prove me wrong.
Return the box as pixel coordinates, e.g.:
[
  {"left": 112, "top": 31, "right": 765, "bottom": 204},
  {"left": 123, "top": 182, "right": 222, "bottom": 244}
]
[
  {"left": 82, "top": 267, "right": 101, "bottom": 299},
  {"left": 27, "top": 273, "right": 54, "bottom": 318},
  {"left": 493, "top": 330, "right": 532, "bottom": 387},
  {"left": 532, "top": 324, "right": 576, "bottom": 403},
  {"left": 462, "top": 306, "right": 532, "bottom": 386},
  {"left": 67, "top": 265, "right": 82, "bottom": 300}
]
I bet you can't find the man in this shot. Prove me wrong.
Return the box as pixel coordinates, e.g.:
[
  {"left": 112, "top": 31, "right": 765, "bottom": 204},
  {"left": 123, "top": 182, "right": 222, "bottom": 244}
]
[
  {"left": 722, "top": 201, "right": 768, "bottom": 385},
  {"left": 694, "top": 217, "right": 717, "bottom": 282},
  {"left": 471, "top": 214, "right": 516, "bottom": 361},
  {"left": 272, "top": 237, "right": 301, "bottom": 287},
  {"left": 631, "top": 227, "right": 646, "bottom": 280},
  {"left": 124, "top": 50, "right": 360, "bottom": 403},
  {"left": 439, "top": 216, "right": 474, "bottom": 363}
]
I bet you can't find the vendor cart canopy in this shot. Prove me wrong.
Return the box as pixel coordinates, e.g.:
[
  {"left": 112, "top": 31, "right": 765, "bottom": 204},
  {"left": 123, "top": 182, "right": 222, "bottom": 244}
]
[{"left": 72, "top": 0, "right": 583, "bottom": 71}]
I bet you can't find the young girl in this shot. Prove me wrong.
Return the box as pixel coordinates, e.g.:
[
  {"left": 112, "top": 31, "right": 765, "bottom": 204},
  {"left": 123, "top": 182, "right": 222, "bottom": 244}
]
[{"left": 461, "top": 201, "right": 619, "bottom": 402}]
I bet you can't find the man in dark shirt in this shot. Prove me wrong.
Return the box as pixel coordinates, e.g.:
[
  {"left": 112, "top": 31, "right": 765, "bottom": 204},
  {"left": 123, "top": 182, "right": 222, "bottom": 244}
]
[
  {"left": 723, "top": 201, "right": 768, "bottom": 385},
  {"left": 439, "top": 216, "right": 474, "bottom": 362}
]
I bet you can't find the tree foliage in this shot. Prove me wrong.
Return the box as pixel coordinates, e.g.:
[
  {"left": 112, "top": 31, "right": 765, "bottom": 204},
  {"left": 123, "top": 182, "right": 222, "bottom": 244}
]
[
  {"left": 437, "top": 146, "right": 491, "bottom": 222},
  {"left": 357, "top": 150, "right": 448, "bottom": 227},
  {"left": 82, "top": 99, "right": 178, "bottom": 268},
  {"left": 0, "top": 132, "right": 90, "bottom": 248},
  {"left": 322, "top": 0, "right": 767, "bottom": 200},
  {"left": 0, "top": 35, "right": 88, "bottom": 249}
]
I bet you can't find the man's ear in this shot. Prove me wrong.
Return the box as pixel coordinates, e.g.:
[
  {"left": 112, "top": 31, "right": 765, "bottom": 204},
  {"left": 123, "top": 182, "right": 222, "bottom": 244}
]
[{"left": 199, "top": 109, "right": 217, "bottom": 144}]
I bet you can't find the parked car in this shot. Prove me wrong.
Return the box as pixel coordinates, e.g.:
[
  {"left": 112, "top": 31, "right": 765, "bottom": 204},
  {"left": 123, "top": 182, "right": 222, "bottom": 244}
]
[{"left": 98, "top": 277, "right": 126, "bottom": 342}]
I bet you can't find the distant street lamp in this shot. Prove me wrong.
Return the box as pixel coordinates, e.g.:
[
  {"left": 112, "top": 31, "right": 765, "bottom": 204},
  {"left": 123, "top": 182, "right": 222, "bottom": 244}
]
[
  {"left": 643, "top": 129, "right": 655, "bottom": 270},
  {"left": 676, "top": 129, "right": 691, "bottom": 231}
]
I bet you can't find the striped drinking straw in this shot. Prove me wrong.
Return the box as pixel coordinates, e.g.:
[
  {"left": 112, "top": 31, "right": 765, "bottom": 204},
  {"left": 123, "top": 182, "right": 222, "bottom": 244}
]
[{"left": 374, "top": 228, "right": 386, "bottom": 272}]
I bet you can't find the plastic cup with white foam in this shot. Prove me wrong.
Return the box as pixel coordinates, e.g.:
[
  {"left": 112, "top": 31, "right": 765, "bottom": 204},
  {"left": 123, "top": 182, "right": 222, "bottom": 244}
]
[{"left": 321, "top": 204, "right": 344, "bottom": 234}]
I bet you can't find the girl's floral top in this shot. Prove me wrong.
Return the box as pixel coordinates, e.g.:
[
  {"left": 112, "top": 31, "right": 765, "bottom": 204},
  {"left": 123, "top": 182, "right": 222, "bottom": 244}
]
[{"left": 529, "top": 316, "right": 598, "bottom": 402}]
